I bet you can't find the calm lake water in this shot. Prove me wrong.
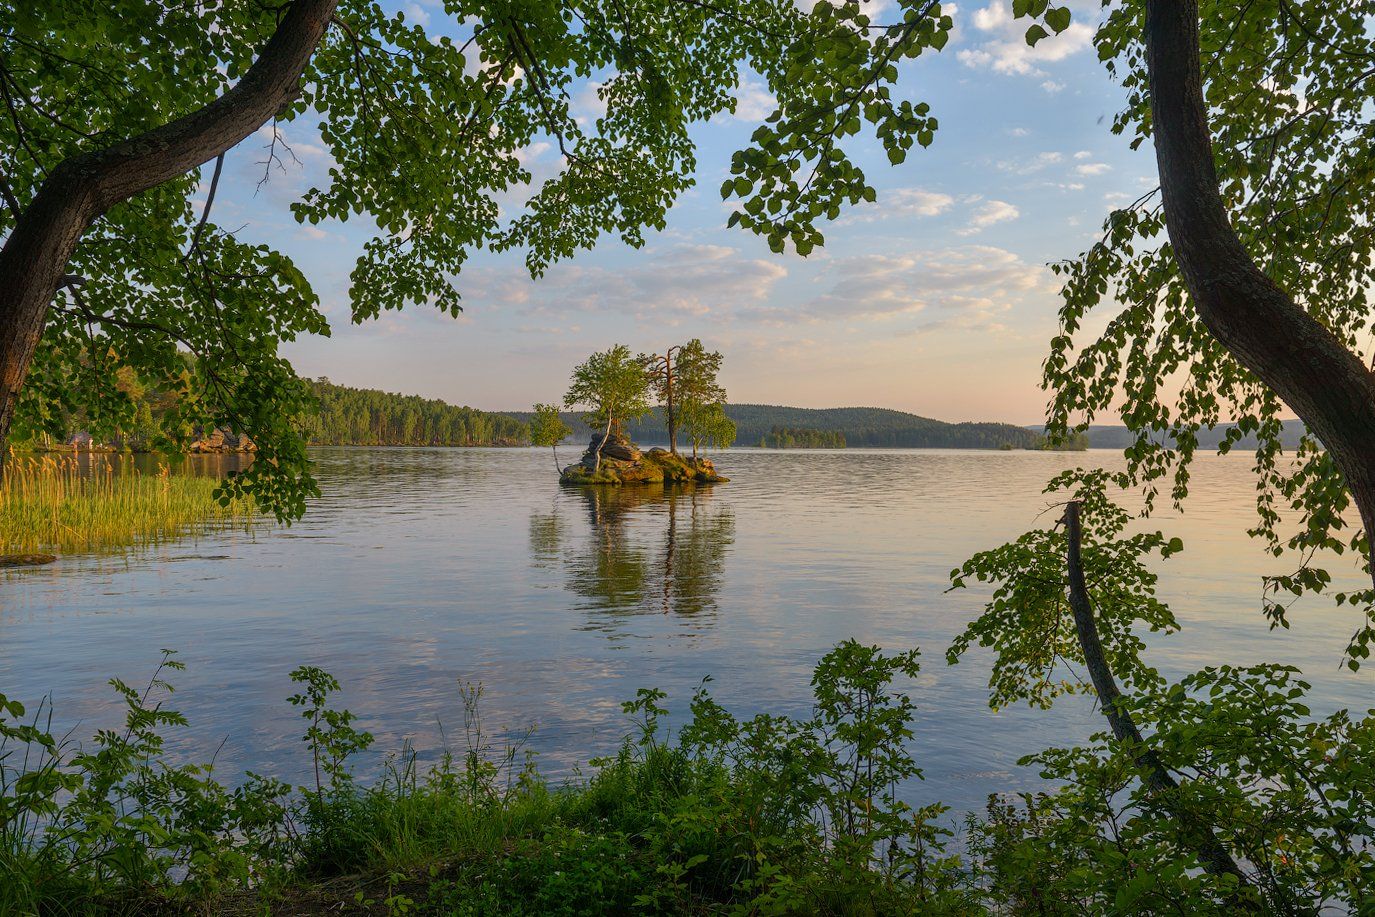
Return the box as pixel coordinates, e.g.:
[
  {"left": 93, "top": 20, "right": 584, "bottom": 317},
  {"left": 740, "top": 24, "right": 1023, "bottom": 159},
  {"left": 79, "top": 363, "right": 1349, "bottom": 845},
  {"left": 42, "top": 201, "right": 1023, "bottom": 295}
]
[{"left": 2, "top": 447, "right": 1370, "bottom": 816}]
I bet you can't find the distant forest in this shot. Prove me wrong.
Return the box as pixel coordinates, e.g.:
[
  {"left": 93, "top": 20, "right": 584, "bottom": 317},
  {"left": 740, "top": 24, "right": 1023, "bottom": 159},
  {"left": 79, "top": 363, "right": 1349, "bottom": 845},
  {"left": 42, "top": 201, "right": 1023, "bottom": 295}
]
[
  {"left": 611, "top": 404, "right": 1037, "bottom": 450},
  {"left": 303, "top": 380, "right": 528, "bottom": 446},
  {"left": 759, "top": 427, "right": 846, "bottom": 449}
]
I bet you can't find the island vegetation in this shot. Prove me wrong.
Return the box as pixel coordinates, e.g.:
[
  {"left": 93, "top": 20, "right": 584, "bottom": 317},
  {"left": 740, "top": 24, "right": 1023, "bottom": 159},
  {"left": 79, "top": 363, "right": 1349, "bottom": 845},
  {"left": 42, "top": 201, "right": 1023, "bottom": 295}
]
[
  {"left": 1027, "top": 431, "right": 1090, "bottom": 452},
  {"left": 759, "top": 427, "right": 847, "bottom": 449},
  {"left": 553, "top": 341, "right": 733, "bottom": 485}
]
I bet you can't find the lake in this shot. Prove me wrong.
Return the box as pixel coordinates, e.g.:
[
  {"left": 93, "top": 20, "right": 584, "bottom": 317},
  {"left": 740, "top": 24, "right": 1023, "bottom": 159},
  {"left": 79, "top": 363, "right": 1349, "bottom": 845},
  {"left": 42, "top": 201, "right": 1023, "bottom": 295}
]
[{"left": 1, "top": 446, "right": 1369, "bottom": 817}]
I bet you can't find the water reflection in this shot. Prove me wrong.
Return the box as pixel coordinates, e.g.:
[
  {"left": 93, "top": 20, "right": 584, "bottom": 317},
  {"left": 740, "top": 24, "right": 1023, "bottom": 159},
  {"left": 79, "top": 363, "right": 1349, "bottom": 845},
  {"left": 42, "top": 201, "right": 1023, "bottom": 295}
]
[
  {"left": 531, "top": 484, "right": 735, "bottom": 627},
  {"left": 33, "top": 451, "right": 252, "bottom": 479}
]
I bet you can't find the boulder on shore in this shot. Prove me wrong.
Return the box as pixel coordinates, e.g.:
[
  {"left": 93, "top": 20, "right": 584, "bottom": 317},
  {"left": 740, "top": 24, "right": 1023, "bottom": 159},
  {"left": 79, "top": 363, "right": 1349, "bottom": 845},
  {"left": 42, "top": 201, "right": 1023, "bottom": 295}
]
[
  {"left": 581, "top": 430, "right": 642, "bottom": 464},
  {"left": 189, "top": 428, "right": 255, "bottom": 453}
]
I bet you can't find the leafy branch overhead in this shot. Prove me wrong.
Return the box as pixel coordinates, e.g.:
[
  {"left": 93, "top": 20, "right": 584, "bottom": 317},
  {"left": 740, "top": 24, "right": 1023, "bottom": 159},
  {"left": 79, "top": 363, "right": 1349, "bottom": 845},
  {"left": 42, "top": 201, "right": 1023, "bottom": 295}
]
[
  {"left": 0, "top": 0, "right": 957, "bottom": 518},
  {"left": 720, "top": 0, "right": 957, "bottom": 256},
  {"left": 1015, "top": 0, "right": 1375, "bottom": 643},
  {"left": 948, "top": 469, "right": 1180, "bottom": 710}
]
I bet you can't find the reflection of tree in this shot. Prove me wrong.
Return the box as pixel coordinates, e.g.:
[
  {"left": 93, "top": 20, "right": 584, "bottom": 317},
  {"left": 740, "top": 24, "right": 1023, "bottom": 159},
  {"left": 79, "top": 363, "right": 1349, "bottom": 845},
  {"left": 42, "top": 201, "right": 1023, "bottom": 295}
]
[
  {"left": 573, "top": 486, "right": 652, "bottom": 610},
  {"left": 656, "top": 490, "right": 734, "bottom": 617},
  {"left": 527, "top": 511, "right": 564, "bottom": 570},
  {"left": 530, "top": 484, "right": 734, "bottom": 624}
]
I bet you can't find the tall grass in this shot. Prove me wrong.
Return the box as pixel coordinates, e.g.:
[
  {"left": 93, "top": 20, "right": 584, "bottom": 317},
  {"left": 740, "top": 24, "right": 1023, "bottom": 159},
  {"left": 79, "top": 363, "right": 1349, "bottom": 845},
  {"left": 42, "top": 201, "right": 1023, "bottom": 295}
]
[{"left": 0, "top": 454, "right": 255, "bottom": 554}]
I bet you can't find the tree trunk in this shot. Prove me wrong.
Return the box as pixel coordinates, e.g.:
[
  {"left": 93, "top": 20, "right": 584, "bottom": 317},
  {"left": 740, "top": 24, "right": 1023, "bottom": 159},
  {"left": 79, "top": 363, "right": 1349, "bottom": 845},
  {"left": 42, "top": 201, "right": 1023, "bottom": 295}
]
[
  {"left": 552, "top": 443, "right": 561, "bottom": 474},
  {"left": 594, "top": 412, "right": 613, "bottom": 473},
  {"left": 1063, "top": 502, "right": 1255, "bottom": 897},
  {"left": 0, "top": 0, "right": 338, "bottom": 465},
  {"left": 665, "top": 351, "right": 677, "bottom": 454},
  {"left": 1146, "top": 0, "right": 1375, "bottom": 590}
]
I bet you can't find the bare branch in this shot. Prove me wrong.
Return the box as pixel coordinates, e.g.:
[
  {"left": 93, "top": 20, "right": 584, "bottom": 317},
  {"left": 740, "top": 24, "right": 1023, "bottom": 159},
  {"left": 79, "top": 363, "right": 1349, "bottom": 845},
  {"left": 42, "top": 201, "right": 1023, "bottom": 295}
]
[{"left": 186, "top": 153, "right": 225, "bottom": 260}]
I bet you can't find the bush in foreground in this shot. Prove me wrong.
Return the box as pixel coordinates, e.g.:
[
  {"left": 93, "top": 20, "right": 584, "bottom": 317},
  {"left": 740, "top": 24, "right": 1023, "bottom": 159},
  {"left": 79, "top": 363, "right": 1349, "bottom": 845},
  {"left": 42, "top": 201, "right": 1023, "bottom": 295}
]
[{"left": 1, "top": 643, "right": 1371, "bottom": 914}]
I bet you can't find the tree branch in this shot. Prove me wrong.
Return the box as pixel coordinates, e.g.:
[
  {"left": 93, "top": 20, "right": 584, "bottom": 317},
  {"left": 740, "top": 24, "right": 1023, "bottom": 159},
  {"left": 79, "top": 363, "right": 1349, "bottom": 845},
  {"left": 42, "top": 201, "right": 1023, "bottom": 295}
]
[
  {"left": 0, "top": 0, "right": 341, "bottom": 454},
  {"left": 1145, "top": 0, "right": 1375, "bottom": 593},
  {"left": 1062, "top": 501, "right": 1254, "bottom": 896},
  {"left": 186, "top": 153, "right": 225, "bottom": 260}
]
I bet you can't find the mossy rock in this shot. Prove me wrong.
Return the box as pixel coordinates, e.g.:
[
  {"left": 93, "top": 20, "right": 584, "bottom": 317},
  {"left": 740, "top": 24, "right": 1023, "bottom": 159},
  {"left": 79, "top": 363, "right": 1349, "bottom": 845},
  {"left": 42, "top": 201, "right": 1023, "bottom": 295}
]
[{"left": 560, "top": 448, "right": 727, "bottom": 486}]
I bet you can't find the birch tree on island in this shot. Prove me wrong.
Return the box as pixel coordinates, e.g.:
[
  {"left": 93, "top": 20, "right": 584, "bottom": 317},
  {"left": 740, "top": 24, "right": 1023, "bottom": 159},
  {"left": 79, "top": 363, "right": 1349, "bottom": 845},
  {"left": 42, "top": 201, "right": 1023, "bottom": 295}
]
[{"left": 564, "top": 345, "right": 652, "bottom": 473}]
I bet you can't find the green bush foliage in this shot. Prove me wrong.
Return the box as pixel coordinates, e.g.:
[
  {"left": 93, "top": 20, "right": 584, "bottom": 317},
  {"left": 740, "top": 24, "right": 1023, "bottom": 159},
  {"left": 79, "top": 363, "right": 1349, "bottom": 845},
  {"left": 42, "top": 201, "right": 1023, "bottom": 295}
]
[{"left": 2, "top": 621, "right": 1370, "bottom": 913}]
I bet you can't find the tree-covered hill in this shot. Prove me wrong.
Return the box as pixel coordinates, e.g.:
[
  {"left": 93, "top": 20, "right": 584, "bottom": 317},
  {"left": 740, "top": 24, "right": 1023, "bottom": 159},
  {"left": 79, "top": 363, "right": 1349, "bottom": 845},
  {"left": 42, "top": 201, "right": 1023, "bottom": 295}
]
[
  {"left": 525, "top": 404, "right": 1037, "bottom": 450},
  {"left": 302, "top": 380, "right": 528, "bottom": 447},
  {"left": 718, "top": 405, "right": 1037, "bottom": 449}
]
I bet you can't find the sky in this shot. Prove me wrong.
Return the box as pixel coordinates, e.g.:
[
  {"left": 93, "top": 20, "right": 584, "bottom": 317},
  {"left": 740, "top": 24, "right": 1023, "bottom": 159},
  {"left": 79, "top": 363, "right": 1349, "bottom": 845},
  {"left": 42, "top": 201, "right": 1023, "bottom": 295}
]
[{"left": 205, "top": 0, "right": 1154, "bottom": 424}]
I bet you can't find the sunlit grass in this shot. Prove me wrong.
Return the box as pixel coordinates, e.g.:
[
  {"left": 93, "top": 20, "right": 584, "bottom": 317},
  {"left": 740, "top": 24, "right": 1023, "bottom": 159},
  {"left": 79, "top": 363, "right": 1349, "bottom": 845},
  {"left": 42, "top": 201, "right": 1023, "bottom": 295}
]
[{"left": 0, "top": 453, "right": 255, "bottom": 554}]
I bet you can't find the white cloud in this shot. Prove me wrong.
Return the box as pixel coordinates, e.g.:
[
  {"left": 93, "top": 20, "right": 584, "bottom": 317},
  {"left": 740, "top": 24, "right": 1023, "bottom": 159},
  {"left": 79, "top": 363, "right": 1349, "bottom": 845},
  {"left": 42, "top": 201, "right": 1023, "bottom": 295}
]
[
  {"left": 515, "top": 141, "right": 553, "bottom": 165},
  {"left": 839, "top": 188, "right": 956, "bottom": 224},
  {"left": 462, "top": 244, "right": 787, "bottom": 322},
  {"left": 957, "top": 199, "right": 1020, "bottom": 235},
  {"left": 571, "top": 81, "right": 608, "bottom": 126},
  {"left": 796, "top": 245, "right": 1046, "bottom": 331},
  {"left": 403, "top": 2, "right": 430, "bottom": 27},
  {"left": 1073, "top": 150, "right": 1092, "bottom": 159},
  {"left": 1075, "top": 162, "right": 1111, "bottom": 176},
  {"left": 956, "top": 1, "right": 1094, "bottom": 80},
  {"left": 720, "top": 76, "right": 776, "bottom": 123},
  {"left": 1040, "top": 79, "right": 1065, "bottom": 93},
  {"left": 997, "top": 150, "right": 1063, "bottom": 174}
]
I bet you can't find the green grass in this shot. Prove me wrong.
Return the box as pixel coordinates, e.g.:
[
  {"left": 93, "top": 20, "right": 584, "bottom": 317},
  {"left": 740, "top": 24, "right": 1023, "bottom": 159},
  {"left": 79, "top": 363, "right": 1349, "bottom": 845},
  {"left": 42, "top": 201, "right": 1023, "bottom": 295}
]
[{"left": 0, "top": 454, "right": 255, "bottom": 554}]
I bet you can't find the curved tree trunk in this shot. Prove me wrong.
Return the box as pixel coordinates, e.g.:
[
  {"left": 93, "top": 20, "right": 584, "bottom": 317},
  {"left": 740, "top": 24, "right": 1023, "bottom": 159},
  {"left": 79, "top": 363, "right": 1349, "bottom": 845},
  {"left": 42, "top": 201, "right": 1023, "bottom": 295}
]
[
  {"left": 0, "top": 0, "right": 339, "bottom": 465},
  {"left": 665, "top": 354, "right": 677, "bottom": 454},
  {"left": 594, "top": 412, "right": 613, "bottom": 473},
  {"left": 1145, "top": 1, "right": 1375, "bottom": 589},
  {"left": 1063, "top": 502, "right": 1253, "bottom": 893}
]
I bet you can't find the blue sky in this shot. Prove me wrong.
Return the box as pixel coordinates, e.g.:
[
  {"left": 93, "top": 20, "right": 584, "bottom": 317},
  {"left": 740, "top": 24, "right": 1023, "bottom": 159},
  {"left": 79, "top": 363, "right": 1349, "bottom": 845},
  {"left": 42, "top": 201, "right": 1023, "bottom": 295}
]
[{"left": 205, "top": 0, "right": 1152, "bottom": 424}]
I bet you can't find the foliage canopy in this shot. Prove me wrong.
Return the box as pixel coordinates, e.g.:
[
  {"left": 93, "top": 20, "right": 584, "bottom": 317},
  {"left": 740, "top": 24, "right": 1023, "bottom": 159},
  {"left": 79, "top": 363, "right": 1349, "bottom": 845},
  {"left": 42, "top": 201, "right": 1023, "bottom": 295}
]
[
  {"left": 999, "top": 0, "right": 1375, "bottom": 655},
  {"left": 3, "top": 0, "right": 957, "bottom": 518}
]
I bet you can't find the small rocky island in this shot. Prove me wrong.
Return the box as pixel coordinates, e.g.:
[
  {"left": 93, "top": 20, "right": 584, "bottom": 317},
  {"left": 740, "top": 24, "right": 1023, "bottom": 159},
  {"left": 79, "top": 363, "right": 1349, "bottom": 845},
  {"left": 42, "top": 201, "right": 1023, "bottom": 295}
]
[{"left": 560, "top": 430, "right": 727, "bottom": 486}]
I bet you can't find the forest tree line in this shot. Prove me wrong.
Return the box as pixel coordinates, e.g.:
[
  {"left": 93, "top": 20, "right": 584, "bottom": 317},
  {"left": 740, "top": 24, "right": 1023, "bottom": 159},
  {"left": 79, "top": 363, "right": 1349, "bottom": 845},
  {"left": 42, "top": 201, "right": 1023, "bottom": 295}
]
[
  {"left": 622, "top": 404, "right": 1036, "bottom": 449},
  {"left": 299, "top": 379, "right": 528, "bottom": 447},
  {"left": 758, "top": 427, "right": 846, "bottom": 449},
  {"left": 23, "top": 371, "right": 530, "bottom": 451}
]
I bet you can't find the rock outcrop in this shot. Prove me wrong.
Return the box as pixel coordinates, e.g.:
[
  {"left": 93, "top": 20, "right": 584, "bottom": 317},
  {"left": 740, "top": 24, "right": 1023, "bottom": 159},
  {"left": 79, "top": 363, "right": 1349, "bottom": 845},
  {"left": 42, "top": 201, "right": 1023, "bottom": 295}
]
[
  {"left": 561, "top": 435, "right": 727, "bottom": 486},
  {"left": 585, "top": 429, "right": 642, "bottom": 463},
  {"left": 189, "top": 428, "right": 255, "bottom": 453}
]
